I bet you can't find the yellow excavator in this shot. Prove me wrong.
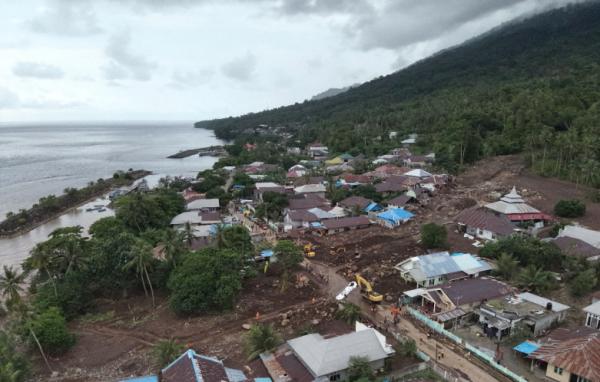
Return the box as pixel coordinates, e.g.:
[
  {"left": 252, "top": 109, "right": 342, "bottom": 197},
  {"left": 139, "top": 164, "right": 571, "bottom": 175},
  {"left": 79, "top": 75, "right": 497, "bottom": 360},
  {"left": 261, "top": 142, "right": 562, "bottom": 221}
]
[
  {"left": 355, "top": 274, "right": 383, "bottom": 303},
  {"left": 304, "top": 243, "right": 316, "bottom": 258}
]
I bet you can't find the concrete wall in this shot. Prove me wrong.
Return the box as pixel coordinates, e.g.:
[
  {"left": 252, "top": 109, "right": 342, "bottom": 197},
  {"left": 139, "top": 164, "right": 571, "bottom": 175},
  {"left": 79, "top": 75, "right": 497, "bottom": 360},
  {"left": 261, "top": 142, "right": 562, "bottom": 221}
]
[{"left": 545, "top": 363, "right": 570, "bottom": 382}]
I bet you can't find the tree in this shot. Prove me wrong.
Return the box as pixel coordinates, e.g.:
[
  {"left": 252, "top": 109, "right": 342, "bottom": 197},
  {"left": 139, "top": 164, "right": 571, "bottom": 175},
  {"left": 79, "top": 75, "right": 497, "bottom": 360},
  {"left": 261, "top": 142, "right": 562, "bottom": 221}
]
[
  {"left": 152, "top": 338, "right": 184, "bottom": 368},
  {"left": 27, "top": 308, "right": 75, "bottom": 356},
  {"left": 123, "top": 239, "right": 156, "bottom": 307},
  {"left": 347, "top": 356, "right": 374, "bottom": 382},
  {"left": 569, "top": 269, "right": 598, "bottom": 297},
  {"left": 274, "top": 240, "right": 304, "bottom": 291},
  {"left": 554, "top": 199, "right": 586, "bottom": 218},
  {"left": 0, "top": 266, "right": 26, "bottom": 310},
  {"left": 255, "top": 192, "right": 289, "bottom": 221},
  {"left": 399, "top": 339, "right": 417, "bottom": 358},
  {"left": 89, "top": 216, "right": 127, "bottom": 240},
  {"left": 245, "top": 323, "right": 281, "bottom": 360},
  {"left": 494, "top": 253, "right": 519, "bottom": 280},
  {"left": 161, "top": 229, "right": 186, "bottom": 268},
  {"left": 480, "top": 236, "right": 564, "bottom": 271},
  {"left": 517, "top": 265, "right": 554, "bottom": 293},
  {"left": 420, "top": 223, "right": 447, "bottom": 249},
  {"left": 168, "top": 248, "right": 244, "bottom": 315},
  {"left": 335, "top": 302, "right": 361, "bottom": 324}
]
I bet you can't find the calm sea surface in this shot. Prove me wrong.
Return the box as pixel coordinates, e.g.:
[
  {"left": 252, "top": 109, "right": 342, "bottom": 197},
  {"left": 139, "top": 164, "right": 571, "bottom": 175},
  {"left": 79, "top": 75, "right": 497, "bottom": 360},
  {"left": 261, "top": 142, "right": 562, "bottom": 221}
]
[{"left": 0, "top": 121, "right": 222, "bottom": 268}]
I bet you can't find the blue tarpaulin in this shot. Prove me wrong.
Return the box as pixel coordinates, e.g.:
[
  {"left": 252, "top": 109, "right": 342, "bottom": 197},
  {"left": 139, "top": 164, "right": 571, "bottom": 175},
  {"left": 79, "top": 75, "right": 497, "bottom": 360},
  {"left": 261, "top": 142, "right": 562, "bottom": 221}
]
[
  {"left": 513, "top": 341, "right": 540, "bottom": 355},
  {"left": 377, "top": 208, "right": 414, "bottom": 225},
  {"left": 260, "top": 249, "right": 274, "bottom": 258},
  {"left": 364, "top": 202, "right": 382, "bottom": 212},
  {"left": 310, "top": 222, "right": 323, "bottom": 228},
  {"left": 120, "top": 377, "right": 158, "bottom": 382}
]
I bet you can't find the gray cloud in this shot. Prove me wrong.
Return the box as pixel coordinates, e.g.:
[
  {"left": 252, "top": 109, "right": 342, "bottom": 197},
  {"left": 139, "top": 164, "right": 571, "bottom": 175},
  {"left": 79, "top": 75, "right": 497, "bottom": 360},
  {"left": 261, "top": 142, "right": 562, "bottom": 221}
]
[
  {"left": 169, "top": 68, "right": 214, "bottom": 89},
  {"left": 221, "top": 52, "right": 257, "bottom": 82},
  {"left": 12, "top": 62, "right": 65, "bottom": 79},
  {"left": 277, "top": 0, "right": 374, "bottom": 15},
  {"left": 29, "top": 0, "right": 102, "bottom": 36},
  {"left": 0, "top": 87, "right": 20, "bottom": 110},
  {"left": 349, "top": 0, "right": 577, "bottom": 51},
  {"left": 103, "top": 30, "right": 157, "bottom": 81}
]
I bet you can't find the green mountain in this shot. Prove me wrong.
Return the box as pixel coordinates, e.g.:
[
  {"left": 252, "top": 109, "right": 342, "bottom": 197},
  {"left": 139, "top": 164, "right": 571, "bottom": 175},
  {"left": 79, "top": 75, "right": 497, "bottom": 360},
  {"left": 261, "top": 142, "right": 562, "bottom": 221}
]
[{"left": 197, "top": 1, "right": 600, "bottom": 186}]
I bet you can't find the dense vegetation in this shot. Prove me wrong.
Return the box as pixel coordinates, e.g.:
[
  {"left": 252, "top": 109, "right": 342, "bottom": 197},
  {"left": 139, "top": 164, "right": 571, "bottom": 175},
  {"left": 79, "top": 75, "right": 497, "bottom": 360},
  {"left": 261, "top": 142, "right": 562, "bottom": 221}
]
[{"left": 197, "top": 2, "right": 600, "bottom": 186}]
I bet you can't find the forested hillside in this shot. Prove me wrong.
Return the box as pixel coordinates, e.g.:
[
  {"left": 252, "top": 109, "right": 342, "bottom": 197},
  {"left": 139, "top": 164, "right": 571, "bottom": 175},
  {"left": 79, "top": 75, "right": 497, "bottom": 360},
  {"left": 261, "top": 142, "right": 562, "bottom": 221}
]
[{"left": 197, "top": 1, "right": 600, "bottom": 186}]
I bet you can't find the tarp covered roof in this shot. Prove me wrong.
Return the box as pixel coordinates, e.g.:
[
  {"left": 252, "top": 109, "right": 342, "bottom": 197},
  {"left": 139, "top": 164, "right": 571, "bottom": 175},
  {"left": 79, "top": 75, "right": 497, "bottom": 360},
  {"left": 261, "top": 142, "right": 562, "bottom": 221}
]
[
  {"left": 513, "top": 341, "right": 540, "bottom": 355},
  {"left": 377, "top": 208, "right": 414, "bottom": 224}
]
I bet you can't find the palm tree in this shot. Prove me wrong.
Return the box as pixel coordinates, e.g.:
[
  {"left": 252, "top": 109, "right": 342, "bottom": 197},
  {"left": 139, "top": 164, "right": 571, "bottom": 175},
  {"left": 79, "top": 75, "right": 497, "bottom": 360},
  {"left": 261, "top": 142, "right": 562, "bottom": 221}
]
[
  {"left": 182, "top": 222, "right": 194, "bottom": 248},
  {"left": 495, "top": 253, "right": 519, "bottom": 281},
  {"left": 214, "top": 224, "right": 229, "bottom": 249},
  {"left": 123, "top": 240, "right": 156, "bottom": 307},
  {"left": 245, "top": 323, "right": 281, "bottom": 360},
  {"left": 162, "top": 229, "right": 185, "bottom": 268},
  {"left": 518, "top": 265, "right": 553, "bottom": 293},
  {"left": 0, "top": 266, "right": 26, "bottom": 310},
  {"left": 335, "top": 302, "right": 361, "bottom": 324},
  {"left": 28, "top": 248, "right": 57, "bottom": 297}
]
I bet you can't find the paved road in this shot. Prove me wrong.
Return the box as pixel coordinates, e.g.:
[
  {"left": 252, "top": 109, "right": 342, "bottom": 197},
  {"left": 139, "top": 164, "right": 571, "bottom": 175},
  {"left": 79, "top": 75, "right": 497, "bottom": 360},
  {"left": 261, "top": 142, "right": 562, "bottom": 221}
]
[{"left": 306, "top": 260, "right": 502, "bottom": 382}]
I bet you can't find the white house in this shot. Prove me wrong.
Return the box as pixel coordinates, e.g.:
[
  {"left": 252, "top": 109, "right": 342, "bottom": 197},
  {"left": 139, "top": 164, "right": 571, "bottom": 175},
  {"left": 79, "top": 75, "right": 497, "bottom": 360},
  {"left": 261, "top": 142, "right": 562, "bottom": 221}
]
[{"left": 584, "top": 297, "right": 600, "bottom": 330}]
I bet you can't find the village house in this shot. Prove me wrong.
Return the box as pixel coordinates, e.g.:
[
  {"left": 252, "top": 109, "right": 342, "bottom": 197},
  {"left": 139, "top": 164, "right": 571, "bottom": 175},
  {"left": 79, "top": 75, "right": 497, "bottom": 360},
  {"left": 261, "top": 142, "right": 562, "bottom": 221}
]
[
  {"left": 386, "top": 194, "right": 414, "bottom": 208},
  {"left": 455, "top": 206, "right": 517, "bottom": 241},
  {"left": 287, "top": 146, "right": 301, "bottom": 155},
  {"left": 375, "top": 208, "right": 414, "bottom": 229},
  {"left": 321, "top": 216, "right": 371, "bottom": 235},
  {"left": 286, "top": 194, "right": 330, "bottom": 212},
  {"left": 306, "top": 142, "right": 329, "bottom": 159},
  {"left": 552, "top": 236, "right": 600, "bottom": 262},
  {"left": 338, "top": 196, "right": 372, "bottom": 214},
  {"left": 584, "top": 293, "right": 600, "bottom": 330},
  {"left": 528, "top": 328, "right": 600, "bottom": 382},
  {"left": 326, "top": 162, "right": 354, "bottom": 174},
  {"left": 485, "top": 187, "right": 552, "bottom": 229},
  {"left": 477, "top": 292, "right": 570, "bottom": 339},
  {"left": 185, "top": 198, "right": 220, "bottom": 212},
  {"left": 403, "top": 155, "right": 429, "bottom": 168},
  {"left": 375, "top": 176, "right": 409, "bottom": 195},
  {"left": 161, "top": 349, "right": 247, "bottom": 382},
  {"left": 284, "top": 209, "right": 319, "bottom": 230},
  {"left": 287, "top": 164, "right": 308, "bottom": 179},
  {"left": 260, "top": 322, "right": 394, "bottom": 382},
  {"left": 366, "top": 164, "right": 409, "bottom": 179},
  {"left": 254, "top": 182, "right": 286, "bottom": 201},
  {"left": 336, "top": 173, "right": 371, "bottom": 188},
  {"left": 395, "top": 252, "right": 492, "bottom": 287},
  {"left": 294, "top": 183, "right": 326, "bottom": 198},
  {"left": 556, "top": 224, "right": 600, "bottom": 249},
  {"left": 402, "top": 278, "right": 513, "bottom": 326}
]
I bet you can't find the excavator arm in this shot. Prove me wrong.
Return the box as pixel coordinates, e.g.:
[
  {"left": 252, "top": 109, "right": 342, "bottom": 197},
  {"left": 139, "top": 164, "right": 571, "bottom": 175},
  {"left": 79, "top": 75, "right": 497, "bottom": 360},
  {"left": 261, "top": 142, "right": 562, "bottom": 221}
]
[{"left": 355, "top": 274, "right": 383, "bottom": 303}]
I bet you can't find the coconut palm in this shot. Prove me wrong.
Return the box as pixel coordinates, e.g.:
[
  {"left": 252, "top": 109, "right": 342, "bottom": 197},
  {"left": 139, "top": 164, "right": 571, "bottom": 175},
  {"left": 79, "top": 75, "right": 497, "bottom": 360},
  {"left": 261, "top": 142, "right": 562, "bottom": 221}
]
[
  {"left": 161, "top": 229, "right": 185, "bottom": 268},
  {"left": 335, "top": 302, "right": 361, "bottom": 324},
  {"left": 518, "top": 265, "right": 553, "bottom": 293},
  {"left": 495, "top": 253, "right": 519, "bottom": 281},
  {"left": 28, "top": 248, "right": 57, "bottom": 297},
  {"left": 123, "top": 240, "right": 156, "bottom": 307},
  {"left": 245, "top": 323, "right": 281, "bottom": 360},
  {"left": 0, "top": 266, "right": 26, "bottom": 310}
]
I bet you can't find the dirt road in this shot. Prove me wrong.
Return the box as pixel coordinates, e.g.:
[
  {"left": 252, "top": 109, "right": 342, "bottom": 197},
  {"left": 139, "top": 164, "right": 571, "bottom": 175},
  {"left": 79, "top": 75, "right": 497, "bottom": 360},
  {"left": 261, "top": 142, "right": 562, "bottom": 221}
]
[{"left": 306, "top": 260, "right": 503, "bottom": 382}]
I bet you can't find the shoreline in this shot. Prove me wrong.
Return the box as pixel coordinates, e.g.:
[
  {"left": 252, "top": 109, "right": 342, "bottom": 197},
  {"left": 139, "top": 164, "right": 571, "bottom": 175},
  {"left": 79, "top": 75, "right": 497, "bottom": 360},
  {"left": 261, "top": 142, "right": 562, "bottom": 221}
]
[{"left": 0, "top": 170, "right": 151, "bottom": 239}]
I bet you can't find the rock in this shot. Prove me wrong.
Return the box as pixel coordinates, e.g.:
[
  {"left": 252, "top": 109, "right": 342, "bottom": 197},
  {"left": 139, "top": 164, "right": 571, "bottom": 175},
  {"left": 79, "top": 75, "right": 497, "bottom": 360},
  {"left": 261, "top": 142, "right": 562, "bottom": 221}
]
[
  {"left": 311, "top": 319, "right": 320, "bottom": 325},
  {"left": 51, "top": 371, "right": 60, "bottom": 379},
  {"left": 385, "top": 294, "right": 394, "bottom": 302},
  {"left": 281, "top": 319, "right": 290, "bottom": 327},
  {"left": 242, "top": 323, "right": 251, "bottom": 330}
]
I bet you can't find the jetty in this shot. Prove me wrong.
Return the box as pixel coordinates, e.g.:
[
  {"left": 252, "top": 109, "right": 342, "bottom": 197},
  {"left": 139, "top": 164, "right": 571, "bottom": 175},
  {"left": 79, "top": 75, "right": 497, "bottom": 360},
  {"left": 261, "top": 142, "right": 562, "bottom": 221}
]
[{"left": 167, "top": 145, "right": 226, "bottom": 159}]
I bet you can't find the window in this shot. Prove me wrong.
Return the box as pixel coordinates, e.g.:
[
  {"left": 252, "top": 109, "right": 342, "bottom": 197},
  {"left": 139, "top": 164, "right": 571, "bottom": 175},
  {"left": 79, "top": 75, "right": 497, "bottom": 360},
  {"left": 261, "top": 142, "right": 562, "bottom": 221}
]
[
  {"left": 428, "top": 279, "right": 435, "bottom": 286},
  {"left": 576, "top": 377, "right": 591, "bottom": 382},
  {"left": 329, "top": 374, "right": 341, "bottom": 381},
  {"left": 553, "top": 366, "right": 563, "bottom": 375}
]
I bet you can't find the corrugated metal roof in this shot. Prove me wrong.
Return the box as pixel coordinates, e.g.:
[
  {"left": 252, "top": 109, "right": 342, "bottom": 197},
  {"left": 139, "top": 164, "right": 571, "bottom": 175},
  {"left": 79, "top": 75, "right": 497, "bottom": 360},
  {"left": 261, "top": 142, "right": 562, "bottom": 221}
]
[
  {"left": 583, "top": 301, "right": 600, "bottom": 316},
  {"left": 288, "top": 329, "right": 391, "bottom": 377},
  {"left": 529, "top": 331, "right": 600, "bottom": 381}
]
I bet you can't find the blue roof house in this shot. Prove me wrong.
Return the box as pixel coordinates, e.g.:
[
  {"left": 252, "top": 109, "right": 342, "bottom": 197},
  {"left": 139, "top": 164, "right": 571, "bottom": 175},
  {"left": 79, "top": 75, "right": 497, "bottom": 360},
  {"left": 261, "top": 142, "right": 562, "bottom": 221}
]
[
  {"left": 364, "top": 202, "right": 383, "bottom": 213},
  {"left": 376, "top": 208, "right": 414, "bottom": 228}
]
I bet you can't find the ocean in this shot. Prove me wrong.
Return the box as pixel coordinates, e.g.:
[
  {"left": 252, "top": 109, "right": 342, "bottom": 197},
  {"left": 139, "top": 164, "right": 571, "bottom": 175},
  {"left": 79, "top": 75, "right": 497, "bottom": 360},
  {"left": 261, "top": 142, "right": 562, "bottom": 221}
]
[
  {"left": 0, "top": 121, "right": 222, "bottom": 269},
  {"left": 0, "top": 121, "right": 222, "bottom": 217}
]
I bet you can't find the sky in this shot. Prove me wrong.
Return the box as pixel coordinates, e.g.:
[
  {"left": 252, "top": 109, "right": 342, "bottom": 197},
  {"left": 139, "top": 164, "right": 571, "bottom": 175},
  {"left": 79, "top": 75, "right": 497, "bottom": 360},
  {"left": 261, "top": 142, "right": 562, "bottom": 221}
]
[{"left": 0, "top": 0, "right": 582, "bottom": 122}]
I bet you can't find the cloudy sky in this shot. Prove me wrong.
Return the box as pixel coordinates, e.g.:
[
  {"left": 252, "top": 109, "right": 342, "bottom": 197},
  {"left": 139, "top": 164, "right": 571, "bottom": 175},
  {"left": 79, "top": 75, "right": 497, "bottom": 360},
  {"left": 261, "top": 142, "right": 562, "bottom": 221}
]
[{"left": 0, "top": 0, "right": 580, "bottom": 122}]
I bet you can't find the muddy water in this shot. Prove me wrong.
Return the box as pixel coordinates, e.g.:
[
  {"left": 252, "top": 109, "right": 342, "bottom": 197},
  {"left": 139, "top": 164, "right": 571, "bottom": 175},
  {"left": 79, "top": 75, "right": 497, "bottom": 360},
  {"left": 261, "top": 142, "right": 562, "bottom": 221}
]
[{"left": 0, "top": 197, "right": 114, "bottom": 269}]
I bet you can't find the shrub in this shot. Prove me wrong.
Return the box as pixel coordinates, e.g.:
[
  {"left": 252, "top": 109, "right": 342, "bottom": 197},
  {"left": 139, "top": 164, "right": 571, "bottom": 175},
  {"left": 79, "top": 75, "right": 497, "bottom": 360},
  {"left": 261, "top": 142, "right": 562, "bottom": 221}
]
[
  {"left": 0, "top": 330, "right": 29, "bottom": 382},
  {"left": 554, "top": 199, "right": 586, "bottom": 218},
  {"left": 347, "top": 356, "right": 374, "bottom": 382},
  {"left": 27, "top": 308, "right": 75, "bottom": 356},
  {"left": 153, "top": 339, "right": 184, "bottom": 368},
  {"left": 420, "top": 223, "right": 447, "bottom": 249},
  {"left": 335, "top": 302, "right": 361, "bottom": 324},
  {"left": 32, "top": 272, "right": 94, "bottom": 320},
  {"left": 480, "top": 236, "right": 564, "bottom": 271}
]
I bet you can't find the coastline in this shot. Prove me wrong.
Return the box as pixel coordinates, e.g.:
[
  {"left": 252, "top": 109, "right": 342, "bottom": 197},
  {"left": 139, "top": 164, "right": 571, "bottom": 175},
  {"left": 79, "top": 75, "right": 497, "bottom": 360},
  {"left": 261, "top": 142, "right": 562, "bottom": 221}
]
[{"left": 0, "top": 170, "right": 151, "bottom": 239}]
